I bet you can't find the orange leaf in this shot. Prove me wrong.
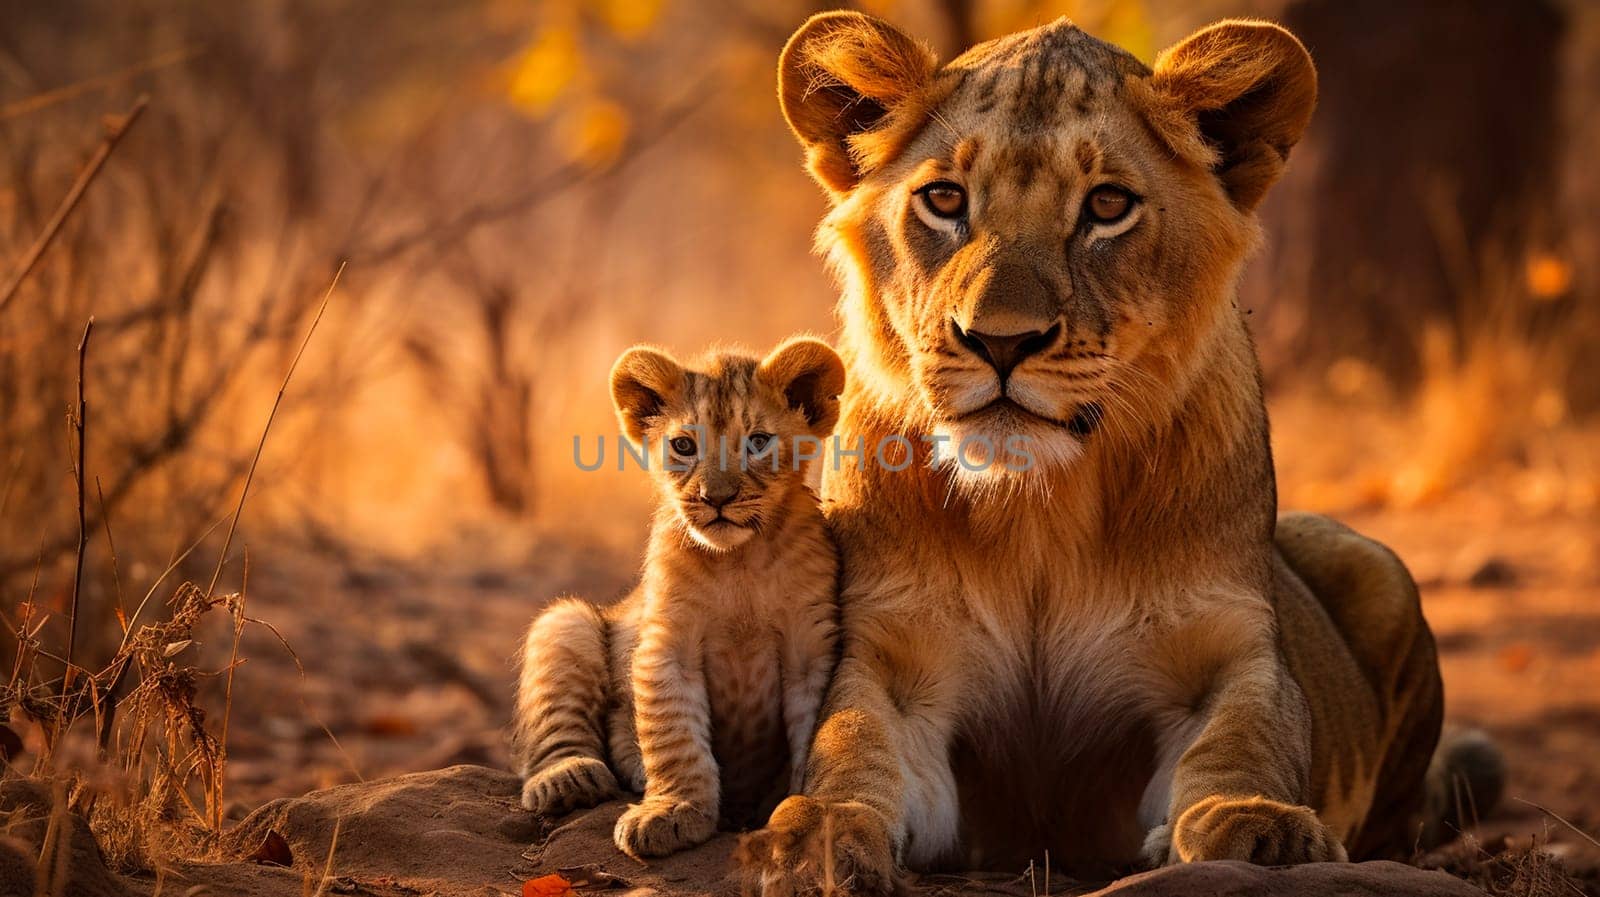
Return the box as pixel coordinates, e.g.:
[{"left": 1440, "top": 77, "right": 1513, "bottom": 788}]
[
  {"left": 361, "top": 713, "right": 419, "bottom": 737},
  {"left": 1497, "top": 642, "right": 1534, "bottom": 674},
  {"left": 524, "top": 874, "right": 574, "bottom": 897}
]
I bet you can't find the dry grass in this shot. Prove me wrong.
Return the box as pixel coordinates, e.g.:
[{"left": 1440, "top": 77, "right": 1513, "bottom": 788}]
[
  {"left": 1383, "top": 237, "right": 1592, "bottom": 509},
  {"left": 1420, "top": 832, "right": 1593, "bottom": 897},
  {"left": 0, "top": 266, "right": 342, "bottom": 886}
]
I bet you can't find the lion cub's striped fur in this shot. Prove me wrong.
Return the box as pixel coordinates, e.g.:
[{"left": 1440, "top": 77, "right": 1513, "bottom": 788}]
[{"left": 511, "top": 338, "right": 843, "bottom": 858}]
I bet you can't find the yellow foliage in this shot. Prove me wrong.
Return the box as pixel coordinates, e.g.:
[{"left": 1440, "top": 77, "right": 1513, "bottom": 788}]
[
  {"left": 1098, "top": 0, "right": 1153, "bottom": 63},
  {"left": 974, "top": 0, "right": 1152, "bottom": 60},
  {"left": 1525, "top": 252, "right": 1573, "bottom": 300},
  {"left": 1325, "top": 356, "right": 1380, "bottom": 399},
  {"left": 598, "top": 0, "right": 664, "bottom": 41},
  {"left": 561, "top": 98, "right": 630, "bottom": 169},
  {"left": 510, "top": 25, "right": 581, "bottom": 115}
]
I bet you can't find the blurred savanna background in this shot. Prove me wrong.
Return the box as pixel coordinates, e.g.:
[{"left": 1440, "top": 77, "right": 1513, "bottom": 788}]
[{"left": 0, "top": 0, "right": 1597, "bottom": 884}]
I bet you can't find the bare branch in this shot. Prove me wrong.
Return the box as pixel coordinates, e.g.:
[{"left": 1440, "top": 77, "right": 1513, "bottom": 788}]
[
  {"left": 0, "top": 47, "right": 195, "bottom": 121},
  {"left": 0, "top": 95, "right": 149, "bottom": 315}
]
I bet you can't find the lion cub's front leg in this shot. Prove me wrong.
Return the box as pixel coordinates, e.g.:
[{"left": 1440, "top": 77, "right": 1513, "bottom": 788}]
[
  {"left": 612, "top": 617, "right": 719, "bottom": 858},
  {"left": 780, "top": 602, "right": 838, "bottom": 795},
  {"left": 1152, "top": 637, "right": 1346, "bottom": 866}
]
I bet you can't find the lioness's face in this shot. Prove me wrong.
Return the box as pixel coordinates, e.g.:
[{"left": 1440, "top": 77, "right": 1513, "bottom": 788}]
[{"left": 779, "top": 14, "right": 1315, "bottom": 481}]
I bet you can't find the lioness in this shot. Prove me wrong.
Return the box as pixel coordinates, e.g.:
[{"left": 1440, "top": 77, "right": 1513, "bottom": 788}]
[{"left": 737, "top": 12, "right": 1498, "bottom": 891}]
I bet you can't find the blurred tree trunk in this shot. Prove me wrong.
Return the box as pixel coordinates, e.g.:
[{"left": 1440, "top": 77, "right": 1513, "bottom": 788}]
[
  {"left": 932, "top": 0, "right": 977, "bottom": 55},
  {"left": 1268, "top": 0, "right": 1566, "bottom": 384}
]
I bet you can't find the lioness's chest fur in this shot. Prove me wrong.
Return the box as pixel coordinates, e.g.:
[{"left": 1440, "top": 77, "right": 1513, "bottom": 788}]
[
  {"left": 944, "top": 567, "right": 1165, "bottom": 874},
  {"left": 831, "top": 473, "right": 1268, "bottom": 873}
]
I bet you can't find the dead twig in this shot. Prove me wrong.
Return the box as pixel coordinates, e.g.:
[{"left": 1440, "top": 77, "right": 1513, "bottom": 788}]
[
  {"left": 62, "top": 317, "right": 94, "bottom": 698},
  {"left": 94, "top": 476, "right": 128, "bottom": 636},
  {"left": 0, "top": 48, "right": 194, "bottom": 121},
  {"left": 214, "top": 550, "right": 248, "bottom": 832},
  {"left": 0, "top": 96, "right": 149, "bottom": 315},
  {"left": 311, "top": 818, "right": 343, "bottom": 897},
  {"left": 1512, "top": 797, "right": 1600, "bottom": 851}
]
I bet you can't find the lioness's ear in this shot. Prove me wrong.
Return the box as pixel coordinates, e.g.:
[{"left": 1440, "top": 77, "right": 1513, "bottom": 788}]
[
  {"left": 610, "top": 346, "right": 684, "bottom": 444},
  {"left": 1148, "top": 20, "right": 1317, "bottom": 211},
  {"left": 778, "top": 11, "right": 938, "bottom": 195},
  {"left": 758, "top": 338, "right": 846, "bottom": 436}
]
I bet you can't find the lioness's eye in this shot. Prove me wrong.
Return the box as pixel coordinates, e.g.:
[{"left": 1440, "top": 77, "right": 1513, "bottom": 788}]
[
  {"left": 1084, "top": 185, "right": 1135, "bottom": 224},
  {"left": 746, "top": 432, "right": 773, "bottom": 452},
  {"left": 669, "top": 435, "right": 698, "bottom": 456},
  {"left": 916, "top": 182, "right": 967, "bottom": 219}
]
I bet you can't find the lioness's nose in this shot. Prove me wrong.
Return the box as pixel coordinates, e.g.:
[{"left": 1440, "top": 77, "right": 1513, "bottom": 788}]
[{"left": 954, "top": 320, "right": 1060, "bottom": 380}]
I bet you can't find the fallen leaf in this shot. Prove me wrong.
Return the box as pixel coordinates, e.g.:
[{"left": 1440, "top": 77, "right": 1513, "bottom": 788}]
[
  {"left": 249, "top": 830, "right": 293, "bottom": 867},
  {"left": 361, "top": 714, "right": 419, "bottom": 737},
  {"left": 524, "top": 873, "right": 574, "bottom": 897},
  {"left": 1497, "top": 643, "right": 1534, "bottom": 674}
]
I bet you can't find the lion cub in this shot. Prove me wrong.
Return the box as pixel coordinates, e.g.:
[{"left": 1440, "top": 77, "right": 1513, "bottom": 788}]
[{"left": 511, "top": 337, "right": 844, "bottom": 858}]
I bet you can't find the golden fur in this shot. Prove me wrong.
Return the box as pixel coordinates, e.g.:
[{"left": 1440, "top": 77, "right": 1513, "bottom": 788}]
[
  {"left": 738, "top": 12, "right": 1491, "bottom": 892},
  {"left": 511, "top": 339, "right": 844, "bottom": 858}
]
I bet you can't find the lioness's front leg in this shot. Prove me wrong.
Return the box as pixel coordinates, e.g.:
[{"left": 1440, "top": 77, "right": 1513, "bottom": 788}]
[
  {"left": 1150, "top": 631, "right": 1346, "bottom": 866},
  {"left": 740, "top": 622, "right": 962, "bottom": 896}
]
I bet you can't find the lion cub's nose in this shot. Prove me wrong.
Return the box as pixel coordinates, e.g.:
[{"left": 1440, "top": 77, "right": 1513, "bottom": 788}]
[
  {"left": 954, "top": 320, "right": 1060, "bottom": 380},
  {"left": 701, "top": 483, "right": 740, "bottom": 509}
]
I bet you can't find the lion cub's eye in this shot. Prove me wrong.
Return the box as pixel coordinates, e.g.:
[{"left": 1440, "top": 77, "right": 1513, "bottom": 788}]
[
  {"left": 1084, "top": 185, "right": 1135, "bottom": 224},
  {"left": 745, "top": 432, "right": 774, "bottom": 452},
  {"left": 916, "top": 181, "right": 967, "bottom": 219},
  {"left": 668, "top": 435, "right": 698, "bottom": 457}
]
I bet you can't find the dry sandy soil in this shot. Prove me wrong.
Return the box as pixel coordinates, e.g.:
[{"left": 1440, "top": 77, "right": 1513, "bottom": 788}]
[
  {"left": 116, "top": 492, "right": 1588, "bottom": 894},
  {"left": 8, "top": 447, "right": 1593, "bottom": 894}
]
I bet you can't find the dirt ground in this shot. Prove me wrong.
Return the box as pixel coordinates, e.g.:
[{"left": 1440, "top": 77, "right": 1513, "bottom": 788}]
[{"left": 189, "top": 416, "right": 1599, "bottom": 887}]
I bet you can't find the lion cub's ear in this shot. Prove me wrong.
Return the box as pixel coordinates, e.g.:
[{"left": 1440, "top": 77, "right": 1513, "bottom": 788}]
[
  {"left": 778, "top": 11, "right": 938, "bottom": 195},
  {"left": 758, "top": 338, "right": 846, "bottom": 437},
  {"left": 1148, "top": 20, "right": 1317, "bottom": 211},
  {"left": 611, "top": 346, "right": 685, "bottom": 444}
]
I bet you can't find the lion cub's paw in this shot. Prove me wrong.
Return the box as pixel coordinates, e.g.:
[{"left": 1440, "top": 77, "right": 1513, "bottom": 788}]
[
  {"left": 1140, "top": 823, "right": 1173, "bottom": 868},
  {"left": 613, "top": 796, "right": 717, "bottom": 858},
  {"left": 735, "top": 795, "right": 900, "bottom": 897},
  {"left": 522, "top": 757, "right": 619, "bottom": 818},
  {"left": 1170, "top": 795, "right": 1348, "bottom": 865}
]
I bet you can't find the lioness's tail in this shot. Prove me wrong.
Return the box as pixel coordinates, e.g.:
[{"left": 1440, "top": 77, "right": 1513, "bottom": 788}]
[
  {"left": 511, "top": 596, "right": 619, "bottom": 816},
  {"left": 1420, "top": 726, "right": 1507, "bottom": 848}
]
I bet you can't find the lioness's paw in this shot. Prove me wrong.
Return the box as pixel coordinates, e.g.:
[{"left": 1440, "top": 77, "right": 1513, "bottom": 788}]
[
  {"left": 521, "top": 757, "right": 619, "bottom": 817},
  {"left": 613, "top": 796, "right": 716, "bottom": 858},
  {"left": 735, "top": 795, "right": 900, "bottom": 897},
  {"left": 1170, "top": 795, "right": 1347, "bottom": 865}
]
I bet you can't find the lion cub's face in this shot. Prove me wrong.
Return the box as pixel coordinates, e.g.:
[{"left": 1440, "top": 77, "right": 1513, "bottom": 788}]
[
  {"left": 779, "top": 14, "right": 1315, "bottom": 483},
  {"left": 611, "top": 339, "right": 845, "bottom": 552}
]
